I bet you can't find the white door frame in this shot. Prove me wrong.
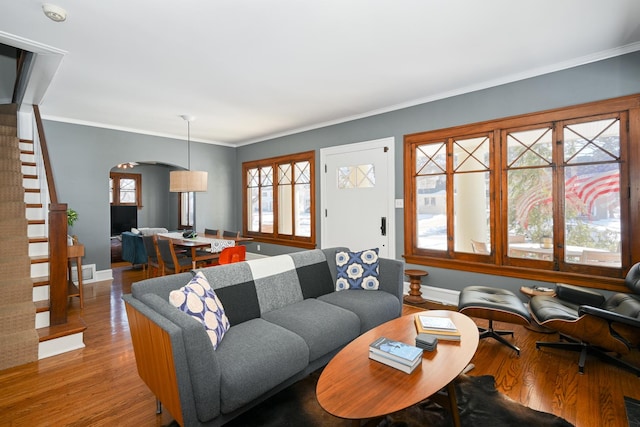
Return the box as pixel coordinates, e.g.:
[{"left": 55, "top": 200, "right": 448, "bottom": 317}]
[{"left": 320, "top": 137, "right": 396, "bottom": 259}]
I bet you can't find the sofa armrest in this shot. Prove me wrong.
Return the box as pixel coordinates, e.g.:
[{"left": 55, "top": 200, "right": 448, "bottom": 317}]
[
  {"left": 378, "top": 257, "right": 405, "bottom": 307},
  {"left": 123, "top": 295, "right": 194, "bottom": 427},
  {"left": 139, "top": 293, "right": 223, "bottom": 423}
]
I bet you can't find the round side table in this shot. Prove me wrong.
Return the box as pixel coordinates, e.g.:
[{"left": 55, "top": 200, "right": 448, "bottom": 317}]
[{"left": 404, "top": 269, "right": 428, "bottom": 304}]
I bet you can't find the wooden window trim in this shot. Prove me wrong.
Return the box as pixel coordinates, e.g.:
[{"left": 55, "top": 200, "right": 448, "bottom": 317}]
[
  {"left": 110, "top": 172, "right": 142, "bottom": 208},
  {"left": 404, "top": 94, "right": 640, "bottom": 292},
  {"left": 242, "top": 150, "right": 316, "bottom": 249},
  {"left": 177, "top": 192, "right": 193, "bottom": 230}
]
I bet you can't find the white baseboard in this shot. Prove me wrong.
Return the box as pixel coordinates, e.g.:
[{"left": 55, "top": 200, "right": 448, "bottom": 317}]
[
  {"left": 69, "top": 265, "right": 114, "bottom": 285},
  {"left": 38, "top": 333, "right": 85, "bottom": 359},
  {"left": 403, "top": 282, "right": 460, "bottom": 306},
  {"left": 93, "top": 268, "right": 113, "bottom": 283}
]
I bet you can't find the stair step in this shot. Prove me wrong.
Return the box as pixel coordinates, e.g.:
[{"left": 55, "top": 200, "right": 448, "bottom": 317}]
[
  {"left": 25, "top": 188, "right": 40, "bottom": 193},
  {"left": 21, "top": 161, "right": 36, "bottom": 167},
  {"left": 38, "top": 315, "right": 87, "bottom": 342},
  {"left": 20, "top": 149, "right": 34, "bottom": 155},
  {"left": 26, "top": 203, "right": 43, "bottom": 209},
  {"left": 30, "top": 255, "right": 49, "bottom": 264},
  {"left": 29, "top": 236, "right": 48, "bottom": 244},
  {"left": 23, "top": 174, "right": 38, "bottom": 179},
  {"left": 34, "top": 300, "right": 49, "bottom": 313},
  {"left": 28, "top": 219, "right": 45, "bottom": 225},
  {"left": 32, "top": 276, "right": 49, "bottom": 287}
]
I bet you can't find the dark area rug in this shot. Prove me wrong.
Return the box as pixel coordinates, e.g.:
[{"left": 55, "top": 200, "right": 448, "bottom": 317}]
[
  {"left": 221, "top": 370, "right": 573, "bottom": 427},
  {"left": 626, "top": 396, "right": 640, "bottom": 427}
]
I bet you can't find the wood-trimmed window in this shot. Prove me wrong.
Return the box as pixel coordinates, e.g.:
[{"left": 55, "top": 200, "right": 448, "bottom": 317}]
[
  {"left": 109, "top": 172, "right": 142, "bottom": 208},
  {"left": 178, "top": 192, "right": 194, "bottom": 230},
  {"left": 242, "top": 151, "right": 315, "bottom": 249},
  {"left": 404, "top": 94, "right": 640, "bottom": 292}
]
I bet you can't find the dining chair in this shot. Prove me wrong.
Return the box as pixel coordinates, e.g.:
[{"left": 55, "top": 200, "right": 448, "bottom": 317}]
[
  {"left": 218, "top": 245, "right": 246, "bottom": 265},
  {"left": 222, "top": 230, "right": 240, "bottom": 239},
  {"left": 141, "top": 235, "right": 161, "bottom": 278},
  {"left": 156, "top": 237, "right": 193, "bottom": 275},
  {"left": 470, "top": 239, "right": 490, "bottom": 255},
  {"left": 204, "top": 228, "right": 220, "bottom": 237}
]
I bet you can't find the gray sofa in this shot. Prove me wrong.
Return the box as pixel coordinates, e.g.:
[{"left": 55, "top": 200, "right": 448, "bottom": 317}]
[{"left": 123, "top": 247, "right": 404, "bottom": 427}]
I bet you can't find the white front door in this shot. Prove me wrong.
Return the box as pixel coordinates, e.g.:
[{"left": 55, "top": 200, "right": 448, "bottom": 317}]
[{"left": 321, "top": 137, "right": 395, "bottom": 258}]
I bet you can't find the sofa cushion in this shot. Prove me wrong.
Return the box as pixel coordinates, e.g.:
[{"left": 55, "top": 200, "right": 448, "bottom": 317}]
[
  {"left": 169, "top": 272, "right": 230, "bottom": 350},
  {"left": 289, "top": 249, "right": 335, "bottom": 299},
  {"left": 261, "top": 299, "right": 360, "bottom": 361},
  {"left": 213, "top": 280, "right": 260, "bottom": 326},
  {"left": 335, "top": 248, "right": 380, "bottom": 291},
  {"left": 199, "top": 263, "right": 261, "bottom": 325},
  {"left": 247, "top": 255, "right": 304, "bottom": 314},
  {"left": 319, "top": 289, "right": 402, "bottom": 333},
  {"left": 216, "top": 318, "right": 309, "bottom": 414}
]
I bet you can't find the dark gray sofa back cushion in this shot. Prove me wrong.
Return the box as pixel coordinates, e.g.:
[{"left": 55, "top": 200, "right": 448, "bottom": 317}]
[{"left": 289, "top": 249, "right": 336, "bottom": 299}]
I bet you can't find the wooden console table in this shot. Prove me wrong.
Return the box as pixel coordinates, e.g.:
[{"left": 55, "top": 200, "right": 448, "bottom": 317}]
[{"left": 67, "top": 244, "right": 85, "bottom": 308}]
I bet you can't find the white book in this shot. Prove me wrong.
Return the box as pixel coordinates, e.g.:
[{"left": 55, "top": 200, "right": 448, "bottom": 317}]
[
  {"left": 369, "top": 350, "right": 421, "bottom": 374},
  {"left": 417, "top": 315, "right": 458, "bottom": 331}
]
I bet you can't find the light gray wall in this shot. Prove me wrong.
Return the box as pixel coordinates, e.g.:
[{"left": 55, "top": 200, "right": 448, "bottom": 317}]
[
  {"left": 0, "top": 44, "right": 17, "bottom": 104},
  {"left": 237, "top": 51, "right": 640, "bottom": 298},
  {"left": 44, "top": 121, "right": 237, "bottom": 270}
]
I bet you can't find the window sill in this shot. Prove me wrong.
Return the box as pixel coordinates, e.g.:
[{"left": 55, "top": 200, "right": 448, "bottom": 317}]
[{"left": 402, "top": 254, "right": 627, "bottom": 293}]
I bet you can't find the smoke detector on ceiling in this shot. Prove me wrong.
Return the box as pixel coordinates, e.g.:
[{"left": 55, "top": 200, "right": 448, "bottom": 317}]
[{"left": 43, "top": 4, "right": 67, "bottom": 22}]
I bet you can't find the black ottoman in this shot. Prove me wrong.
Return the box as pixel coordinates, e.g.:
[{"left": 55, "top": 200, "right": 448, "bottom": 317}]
[{"left": 458, "top": 286, "right": 531, "bottom": 355}]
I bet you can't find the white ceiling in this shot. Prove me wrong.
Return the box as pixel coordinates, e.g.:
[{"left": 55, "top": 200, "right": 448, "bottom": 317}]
[{"left": 2, "top": 0, "right": 640, "bottom": 146}]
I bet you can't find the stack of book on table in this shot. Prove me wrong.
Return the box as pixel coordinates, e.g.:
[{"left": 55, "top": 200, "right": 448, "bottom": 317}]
[
  {"left": 415, "top": 333, "right": 437, "bottom": 351},
  {"left": 369, "top": 337, "right": 423, "bottom": 374},
  {"left": 414, "top": 313, "right": 461, "bottom": 342}
]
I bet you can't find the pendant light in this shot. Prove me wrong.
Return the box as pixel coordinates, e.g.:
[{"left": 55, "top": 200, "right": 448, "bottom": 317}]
[{"left": 169, "top": 115, "right": 208, "bottom": 193}]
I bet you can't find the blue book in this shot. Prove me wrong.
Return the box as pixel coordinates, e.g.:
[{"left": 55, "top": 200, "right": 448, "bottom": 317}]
[{"left": 369, "top": 337, "right": 423, "bottom": 364}]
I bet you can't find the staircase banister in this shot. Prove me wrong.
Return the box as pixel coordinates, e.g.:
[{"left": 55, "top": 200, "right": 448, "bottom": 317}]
[{"left": 33, "top": 105, "right": 58, "bottom": 205}]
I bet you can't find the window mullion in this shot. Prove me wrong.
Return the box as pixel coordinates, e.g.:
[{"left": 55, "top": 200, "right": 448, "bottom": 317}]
[
  {"left": 445, "top": 138, "right": 455, "bottom": 255},
  {"left": 552, "top": 122, "right": 564, "bottom": 271}
]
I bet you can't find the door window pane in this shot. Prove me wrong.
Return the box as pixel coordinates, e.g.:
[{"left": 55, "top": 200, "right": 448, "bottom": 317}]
[{"left": 337, "top": 164, "right": 375, "bottom": 189}]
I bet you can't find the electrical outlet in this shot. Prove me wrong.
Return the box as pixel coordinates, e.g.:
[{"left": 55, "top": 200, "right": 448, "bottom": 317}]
[{"left": 257, "top": 244, "right": 261, "bottom": 251}]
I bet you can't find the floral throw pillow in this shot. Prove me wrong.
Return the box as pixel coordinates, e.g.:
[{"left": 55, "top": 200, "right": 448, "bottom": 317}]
[
  {"left": 335, "top": 248, "right": 380, "bottom": 291},
  {"left": 169, "top": 271, "right": 230, "bottom": 350}
]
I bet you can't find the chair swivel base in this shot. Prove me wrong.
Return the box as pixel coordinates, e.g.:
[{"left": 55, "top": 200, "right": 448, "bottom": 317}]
[
  {"left": 478, "top": 319, "right": 521, "bottom": 355},
  {"left": 536, "top": 336, "right": 640, "bottom": 376}
]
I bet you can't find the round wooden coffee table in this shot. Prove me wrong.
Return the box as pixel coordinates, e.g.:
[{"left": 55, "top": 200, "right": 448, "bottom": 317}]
[{"left": 316, "top": 310, "right": 479, "bottom": 426}]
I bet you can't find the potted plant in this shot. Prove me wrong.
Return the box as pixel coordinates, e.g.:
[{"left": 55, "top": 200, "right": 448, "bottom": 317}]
[{"left": 67, "top": 208, "right": 79, "bottom": 245}]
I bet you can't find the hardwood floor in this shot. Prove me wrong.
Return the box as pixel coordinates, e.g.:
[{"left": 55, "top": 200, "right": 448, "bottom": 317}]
[{"left": 0, "top": 263, "right": 638, "bottom": 426}]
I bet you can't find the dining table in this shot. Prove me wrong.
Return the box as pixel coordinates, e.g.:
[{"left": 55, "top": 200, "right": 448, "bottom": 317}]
[{"left": 158, "top": 232, "right": 237, "bottom": 268}]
